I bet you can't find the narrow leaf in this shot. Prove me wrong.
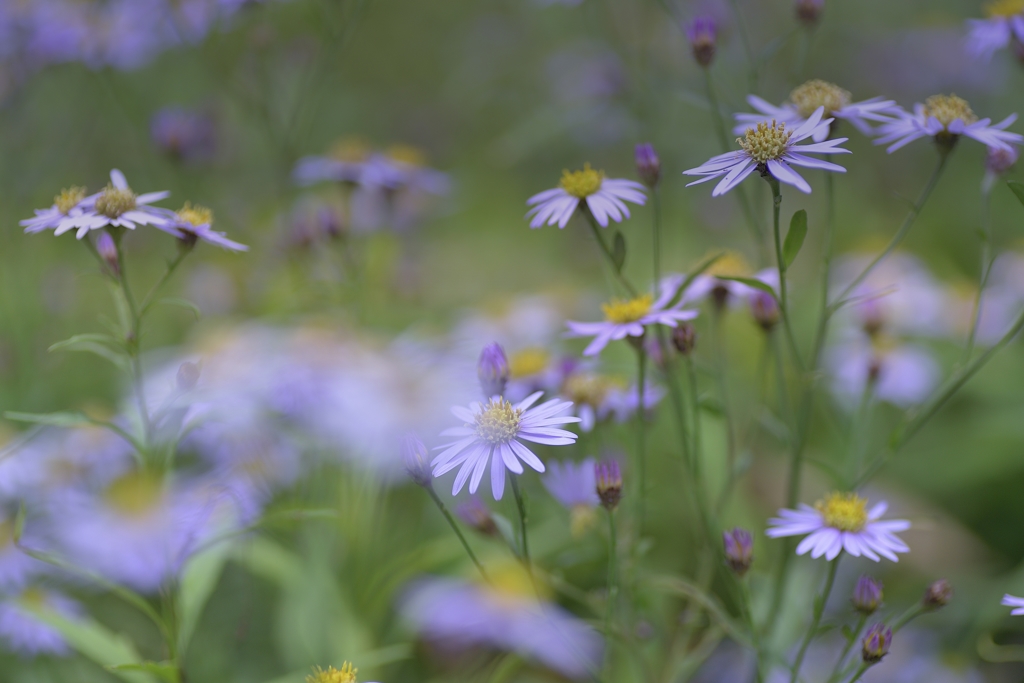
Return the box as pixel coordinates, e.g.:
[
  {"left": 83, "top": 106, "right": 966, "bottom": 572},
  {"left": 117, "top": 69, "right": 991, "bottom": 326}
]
[
  {"left": 49, "top": 338, "right": 129, "bottom": 372},
  {"left": 783, "top": 209, "right": 808, "bottom": 268},
  {"left": 4, "top": 411, "right": 93, "bottom": 428},
  {"left": 109, "top": 663, "right": 180, "bottom": 683},
  {"left": 155, "top": 297, "right": 202, "bottom": 320},
  {"left": 715, "top": 276, "right": 778, "bottom": 300},
  {"left": 1009, "top": 180, "right": 1024, "bottom": 209},
  {"left": 612, "top": 231, "right": 626, "bottom": 272},
  {"left": 176, "top": 538, "right": 233, "bottom": 655}
]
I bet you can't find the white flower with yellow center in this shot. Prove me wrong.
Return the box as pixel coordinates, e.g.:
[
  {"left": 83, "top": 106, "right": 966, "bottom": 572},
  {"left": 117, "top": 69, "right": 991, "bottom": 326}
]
[
  {"left": 526, "top": 163, "right": 646, "bottom": 229},
  {"left": 685, "top": 106, "right": 850, "bottom": 196},
  {"left": 733, "top": 80, "right": 901, "bottom": 141},
  {"left": 433, "top": 392, "right": 579, "bottom": 499},
  {"left": 767, "top": 492, "right": 910, "bottom": 562},
  {"left": 20, "top": 186, "right": 94, "bottom": 235},
  {"left": 55, "top": 169, "right": 171, "bottom": 239},
  {"left": 875, "top": 94, "right": 1023, "bottom": 153},
  {"left": 966, "top": 0, "right": 1024, "bottom": 61}
]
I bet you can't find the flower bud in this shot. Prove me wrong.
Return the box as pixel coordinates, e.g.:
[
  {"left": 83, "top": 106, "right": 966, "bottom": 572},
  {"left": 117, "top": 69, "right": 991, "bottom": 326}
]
[
  {"left": 722, "top": 527, "right": 753, "bottom": 576},
  {"left": 749, "top": 291, "right": 779, "bottom": 331},
  {"left": 671, "top": 323, "right": 697, "bottom": 355},
  {"left": 176, "top": 361, "right": 201, "bottom": 391},
  {"left": 478, "top": 342, "right": 510, "bottom": 398},
  {"left": 851, "top": 575, "right": 883, "bottom": 615},
  {"left": 795, "top": 0, "right": 823, "bottom": 25},
  {"left": 634, "top": 143, "right": 661, "bottom": 188},
  {"left": 456, "top": 496, "right": 498, "bottom": 537},
  {"left": 402, "top": 434, "right": 433, "bottom": 488},
  {"left": 96, "top": 232, "right": 120, "bottom": 278},
  {"left": 686, "top": 17, "right": 717, "bottom": 67},
  {"left": 922, "top": 579, "right": 952, "bottom": 610},
  {"left": 861, "top": 623, "right": 891, "bottom": 663},
  {"left": 986, "top": 145, "right": 1018, "bottom": 176},
  {"left": 595, "top": 459, "right": 622, "bottom": 511}
]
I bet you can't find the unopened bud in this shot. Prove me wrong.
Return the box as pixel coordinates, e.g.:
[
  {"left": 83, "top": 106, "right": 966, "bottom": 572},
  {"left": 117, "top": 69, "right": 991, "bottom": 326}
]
[
  {"left": 686, "top": 17, "right": 717, "bottom": 67},
  {"left": 986, "top": 145, "right": 1018, "bottom": 176},
  {"left": 860, "top": 298, "right": 884, "bottom": 337},
  {"left": 749, "top": 291, "right": 780, "bottom": 331},
  {"left": 851, "top": 575, "right": 883, "bottom": 615},
  {"left": 176, "top": 361, "right": 201, "bottom": 391},
  {"left": 861, "top": 623, "right": 891, "bottom": 663},
  {"left": 722, "top": 527, "right": 753, "bottom": 576},
  {"left": 634, "top": 143, "right": 661, "bottom": 188},
  {"left": 402, "top": 434, "right": 433, "bottom": 488},
  {"left": 456, "top": 496, "right": 498, "bottom": 536},
  {"left": 671, "top": 323, "right": 697, "bottom": 355},
  {"left": 795, "top": 0, "right": 823, "bottom": 25},
  {"left": 922, "top": 579, "right": 952, "bottom": 610},
  {"left": 478, "top": 343, "right": 510, "bottom": 398},
  {"left": 595, "top": 459, "right": 622, "bottom": 511},
  {"left": 96, "top": 232, "right": 120, "bottom": 278},
  {"left": 867, "top": 356, "right": 883, "bottom": 385}
]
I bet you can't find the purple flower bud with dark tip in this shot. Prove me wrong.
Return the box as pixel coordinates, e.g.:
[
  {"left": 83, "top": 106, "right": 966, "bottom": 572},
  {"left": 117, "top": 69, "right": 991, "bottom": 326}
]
[
  {"left": 478, "top": 343, "right": 510, "bottom": 398},
  {"left": 987, "top": 146, "right": 1018, "bottom": 176},
  {"left": 851, "top": 575, "right": 883, "bottom": 615},
  {"left": 96, "top": 232, "right": 120, "bottom": 278},
  {"left": 723, "top": 528, "right": 753, "bottom": 576},
  {"left": 861, "top": 623, "right": 891, "bottom": 663},
  {"left": 749, "top": 291, "right": 780, "bottom": 331},
  {"left": 456, "top": 496, "right": 498, "bottom": 536},
  {"left": 671, "top": 323, "right": 697, "bottom": 355},
  {"left": 686, "top": 17, "right": 717, "bottom": 67},
  {"left": 595, "top": 459, "right": 622, "bottom": 510},
  {"left": 402, "top": 434, "right": 433, "bottom": 488},
  {"left": 176, "top": 361, "right": 201, "bottom": 391},
  {"left": 635, "top": 143, "right": 661, "bottom": 188},
  {"left": 922, "top": 579, "right": 953, "bottom": 610},
  {"left": 795, "top": 0, "right": 823, "bottom": 25}
]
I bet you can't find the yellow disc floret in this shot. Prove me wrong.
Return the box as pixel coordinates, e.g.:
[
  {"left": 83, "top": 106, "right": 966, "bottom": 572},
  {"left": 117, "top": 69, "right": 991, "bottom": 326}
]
[
  {"left": 563, "top": 373, "right": 622, "bottom": 407},
  {"left": 815, "top": 492, "right": 869, "bottom": 532},
  {"left": 104, "top": 471, "right": 164, "bottom": 515},
  {"left": 738, "top": 121, "right": 792, "bottom": 164},
  {"left": 559, "top": 163, "right": 605, "bottom": 198},
  {"left": 176, "top": 202, "right": 213, "bottom": 227},
  {"left": 509, "top": 347, "right": 550, "bottom": 378},
  {"left": 95, "top": 184, "right": 137, "bottom": 218},
  {"left": 329, "top": 137, "right": 371, "bottom": 163},
  {"left": 475, "top": 398, "right": 523, "bottom": 445},
  {"left": 790, "top": 79, "right": 851, "bottom": 118},
  {"left": 601, "top": 293, "right": 654, "bottom": 324},
  {"left": 54, "top": 186, "right": 87, "bottom": 214},
  {"left": 985, "top": 0, "right": 1024, "bottom": 18},
  {"left": 706, "top": 250, "right": 752, "bottom": 278},
  {"left": 923, "top": 94, "right": 978, "bottom": 128},
  {"left": 307, "top": 662, "right": 358, "bottom": 683},
  {"left": 386, "top": 144, "right": 426, "bottom": 166}
]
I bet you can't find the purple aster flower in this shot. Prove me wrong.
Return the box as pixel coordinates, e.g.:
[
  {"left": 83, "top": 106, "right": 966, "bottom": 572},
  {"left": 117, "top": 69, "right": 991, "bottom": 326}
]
[
  {"left": 602, "top": 382, "right": 665, "bottom": 423},
  {"left": 455, "top": 496, "right": 499, "bottom": 536},
  {"left": 966, "top": 3, "right": 1024, "bottom": 61},
  {"left": 401, "top": 574, "right": 602, "bottom": 679},
  {"left": 433, "top": 392, "right": 580, "bottom": 499},
  {"left": 874, "top": 95, "right": 1023, "bottom": 152},
  {"left": 766, "top": 492, "right": 911, "bottom": 562},
  {"left": 543, "top": 458, "right": 599, "bottom": 508},
  {"left": 634, "top": 143, "right": 661, "bottom": 187},
  {"left": 58, "top": 169, "right": 170, "bottom": 239},
  {"left": 20, "top": 186, "right": 94, "bottom": 234},
  {"left": 686, "top": 17, "right": 717, "bottom": 67},
  {"left": 1002, "top": 594, "right": 1024, "bottom": 615},
  {"left": 685, "top": 106, "right": 851, "bottom": 196},
  {"left": 825, "top": 338, "right": 939, "bottom": 408},
  {"left": 0, "top": 589, "right": 82, "bottom": 657},
  {"left": 155, "top": 202, "right": 248, "bottom": 251},
  {"left": 150, "top": 106, "right": 217, "bottom": 162},
  {"left": 566, "top": 279, "right": 698, "bottom": 356},
  {"left": 733, "top": 81, "right": 901, "bottom": 141},
  {"left": 559, "top": 369, "right": 622, "bottom": 431},
  {"left": 526, "top": 163, "right": 646, "bottom": 229}
]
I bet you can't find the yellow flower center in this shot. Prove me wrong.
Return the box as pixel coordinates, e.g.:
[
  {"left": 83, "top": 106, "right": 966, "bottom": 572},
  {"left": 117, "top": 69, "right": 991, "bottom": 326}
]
[
  {"left": 176, "top": 202, "right": 213, "bottom": 227},
  {"left": 815, "top": 492, "right": 868, "bottom": 532},
  {"left": 923, "top": 94, "right": 978, "bottom": 128},
  {"left": 509, "top": 347, "right": 550, "bottom": 378},
  {"left": 95, "top": 184, "right": 137, "bottom": 218},
  {"left": 601, "top": 293, "right": 653, "bottom": 324},
  {"left": 483, "top": 562, "right": 552, "bottom": 603},
  {"left": 570, "top": 504, "right": 597, "bottom": 538},
  {"left": 306, "top": 662, "right": 358, "bottom": 683},
  {"left": 104, "top": 471, "right": 164, "bottom": 515},
  {"left": 985, "top": 0, "right": 1024, "bottom": 17},
  {"left": 329, "top": 137, "right": 371, "bottom": 163},
  {"left": 386, "top": 144, "right": 425, "bottom": 166},
  {"left": 475, "top": 398, "right": 523, "bottom": 445},
  {"left": 559, "top": 163, "right": 605, "bottom": 199},
  {"left": 54, "top": 186, "right": 86, "bottom": 214},
  {"left": 738, "top": 121, "right": 792, "bottom": 164},
  {"left": 790, "top": 79, "right": 851, "bottom": 118},
  {"left": 706, "top": 251, "right": 752, "bottom": 277},
  {"left": 563, "top": 373, "right": 622, "bottom": 407}
]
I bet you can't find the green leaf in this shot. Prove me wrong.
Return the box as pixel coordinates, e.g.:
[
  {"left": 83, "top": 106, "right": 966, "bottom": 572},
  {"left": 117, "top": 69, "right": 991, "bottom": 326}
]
[
  {"left": 109, "top": 663, "right": 180, "bottom": 683},
  {"left": 154, "top": 297, "right": 202, "bottom": 320},
  {"left": 611, "top": 231, "right": 626, "bottom": 272},
  {"left": 176, "top": 537, "right": 233, "bottom": 655},
  {"left": 1008, "top": 180, "right": 1024, "bottom": 209},
  {"left": 4, "top": 410, "right": 94, "bottom": 428},
  {"left": 715, "top": 276, "right": 778, "bottom": 300},
  {"left": 783, "top": 209, "right": 808, "bottom": 268},
  {"left": 841, "top": 624, "right": 855, "bottom": 640},
  {"left": 49, "top": 338, "right": 129, "bottom": 372}
]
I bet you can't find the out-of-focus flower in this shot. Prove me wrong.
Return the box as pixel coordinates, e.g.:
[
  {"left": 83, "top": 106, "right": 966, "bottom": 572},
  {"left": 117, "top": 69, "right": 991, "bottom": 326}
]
[
  {"left": 984, "top": 145, "right": 1019, "bottom": 192},
  {"left": 723, "top": 528, "right": 753, "bottom": 576},
  {"left": 433, "top": 392, "right": 579, "bottom": 499},
  {"left": 455, "top": 496, "right": 499, "bottom": 537},
  {"left": 795, "top": 0, "right": 823, "bottom": 25},
  {"left": 749, "top": 290, "right": 780, "bottom": 331},
  {"left": 176, "top": 361, "right": 201, "bottom": 391},
  {"left": 766, "top": 492, "right": 910, "bottom": 562},
  {"left": 1002, "top": 594, "right": 1024, "bottom": 615},
  {"left": 56, "top": 169, "right": 170, "bottom": 239},
  {"left": 559, "top": 369, "right": 622, "bottom": 431},
  {"left": 875, "top": 95, "right": 1023, "bottom": 153},
  {"left": 156, "top": 202, "right": 248, "bottom": 251},
  {"left": 825, "top": 337, "right": 939, "bottom": 408},
  {"left": 0, "top": 511, "right": 42, "bottom": 593},
  {"left": 402, "top": 434, "right": 433, "bottom": 488},
  {"left": 686, "top": 17, "right": 717, "bottom": 67},
  {"left": 966, "top": 1, "right": 1024, "bottom": 61},
  {"left": 602, "top": 382, "right": 665, "bottom": 423},
  {"left": 0, "top": 589, "right": 81, "bottom": 658},
  {"left": 595, "top": 458, "right": 622, "bottom": 511},
  {"left": 526, "top": 164, "right": 646, "bottom": 229},
  {"left": 401, "top": 572, "right": 602, "bottom": 679},
  {"left": 862, "top": 623, "right": 892, "bottom": 663},
  {"left": 686, "top": 107, "right": 850, "bottom": 196},
  {"left": 96, "top": 231, "right": 120, "bottom": 277},
  {"left": 634, "top": 143, "right": 661, "bottom": 188},
  {"left": 852, "top": 575, "right": 884, "bottom": 614},
  {"left": 478, "top": 343, "right": 510, "bottom": 398},
  {"left": 20, "top": 186, "right": 91, "bottom": 234},
  {"left": 543, "top": 458, "right": 599, "bottom": 536},
  {"left": 566, "top": 279, "right": 698, "bottom": 356},
  {"left": 150, "top": 106, "right": 217, "bottom": 162},
  {"left": 734, "top": 82, "right": 900, "bottom": 141},
  {"left": 923, "top": 579, "right": 953, "bottom": 610},
  {"left": 305, "top": 661, "right": 377, "bottom": 683},
  {"left": 672, "top": 323, "right": 697, "bottom": 354}
]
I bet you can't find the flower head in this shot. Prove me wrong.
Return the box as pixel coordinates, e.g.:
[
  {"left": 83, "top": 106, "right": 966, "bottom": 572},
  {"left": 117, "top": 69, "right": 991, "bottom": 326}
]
[
  {"left": 923, "top": 579, "right": 953, "bottom": 610},
  {"left": 52, "top": 169, "right": 171, "bottom": 239},
  {"left": 478, "top": 343, "right": 511, "bottom": 397},
  {"left": 686, "top": 17, "right": 717, "bottom": 66},
  {"left": 543, "top": 458, "right": 600, "bottom": 535},
  {"left": 20, "top": 186, "right": 92, "bottom": 235},
  {"left": 156, "top": 202, "right": 248, "bottom": 252},
  {"left": 672, "top": 323, "right": 697, "bottom": 354},
  {"left": 723, "top": 528, "right": 753, "bottom": 576},
  {"left": 686, "top": 107, "right": 850, "bottom": 196},
  {"left": 307, "top": 662, "right": 368, "bottom": 683},
  {"left": 875, "top": 95, "right": 1023, "bottom": 153},
  {"left": 1002, "top": 594, "right": 1024, "bottom": 615},
  {"left": 526, "top": 164, "right": 646, "bottom": 229},
  {"left": 0, "top": 589, "right": 82, "bottom": 657},
  {"left": 402, "top": 434, "right": 433, "bottom": 487},
  {"left": 595, "top": 458, "right": 622, "bottom": 510},
  {"left": 634, "top": 143, "right": 661, "bottom": 187},
  {"left": 766, "top": 492, "right": 910, "bottom": 562},
  {"left": 861, "top": 624, "right": 892, "bottom": 663},
  {"left": 795, "top": 0, "right": 823, "bottom": 24},
  {"left": 966, "top": 1, "right": 1024, "bottom": 61},
  {"left": 455, "top": 496, "right": 499, "bottom": 536},
  {"left": 852, "top": 575, "right": 883, "bottom": 614},
  {"left": 433, "top": 392, "right": 579, "bottom": 499}
]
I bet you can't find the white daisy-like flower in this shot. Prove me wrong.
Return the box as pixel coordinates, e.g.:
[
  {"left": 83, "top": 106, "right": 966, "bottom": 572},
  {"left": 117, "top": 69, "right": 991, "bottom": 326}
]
[
  {"left": 966, "top": 0, "right": 1024, "bottom": 61},
  {"left": 432, "top": 392, "right": 580, "bottom": 500},
  {"left": 20, "top": 186, "right": 95, "bottom": 235},
  {"left": 1002, "top": 594, "right": 1024, "bottom": 615},
  {"left": 685, "top": 106, "right": 850, "bottom": 196},
  {"left": 566, "top": 278, "right": 698, "bottom": 356},
  {"left": 766, "top": 492, "right": 911, "bottom": 562},
  {"left": 733, "top": 80, "right": 901, "bottom": 141},
  {"left": 526, "top": 163, "right": 646, "bottom": 229},
  {"left": 874, "top": 94, "right": 1023, "bottom": 153},
  {"left": 57, "top": 169, "right": 171, "bottom": 239}
]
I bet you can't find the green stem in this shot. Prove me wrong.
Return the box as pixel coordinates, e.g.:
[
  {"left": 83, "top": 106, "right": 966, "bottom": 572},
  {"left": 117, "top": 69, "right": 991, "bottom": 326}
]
[
  {"left": 426, "top": 487, "right": 490, "bottom": 583},
  {"left": 725, "top": 0, "right": 758, "bottom": 92},
  {"left": 826, "top": 614, "right": 867, "bottom": 683},
  {"left": 111, "top": 230, "right": 152, "bottom": 451},
  {"left": 685, "top": 355, "right": 707, "bottom": 525},
  {"left": 964, "top": 188, "right": 994, "bottom": 362},
  {"left": 510, "top": 476, "right": 532, "bottom": 575},
  {"left": 652, "top": 186, "right": 662, "bottom": 286},
  {"left": 790, "top": 558, "right": 840, "bottom": 683},
  {"left": 711, "top": 310, "right": 737, "bottom": 504},
  {"left": 636, "top": 346, "right": 649, "bottom": 531},
  {"left": 139, "top": 250, "right": 191, "bottom": 317},
  {"left": 890, "top": 603, "right": 925, "bottom": 632},
  {"left": 583, "top": 210, "right": 637, "bottom": 296},
  {"left": 846, "top": 662, "right": 871, "bottom": 683},
  {"left": 604, "top": 508, "right": 618, "bottom": 649},
  {"left": 739, "top": 579, "right": 765, "bottom": 683},
  {"left": 765, "top": 176, "right": 804, "bottom": 370}
]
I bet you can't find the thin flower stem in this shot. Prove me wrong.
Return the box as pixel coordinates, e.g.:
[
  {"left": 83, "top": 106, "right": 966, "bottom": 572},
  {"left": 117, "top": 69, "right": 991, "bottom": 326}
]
[
  {"left": 139, "top": 250, "right": 191, "bottom": 317},
  {"left": 636, "top": 346, "right": 649, "bottom": 531},
  {"left": 652, "top": 186, "right": 662, "bottom": 286},
  {"left": 583, "top": 210, "right": 637, "bottom": 296},
  {"left": 711, "top": 310, "right": 737, "bottom": 501},
  {"left": 725, "top": 0, "right": 758, "bottom": 92},
  {"left": 826, "top": 614, "right": 867, "bottom": 683},
  {"left": 790, "top": 558, "right": 841, "bottom": 683},
  {"left": 660, "top": 334, "right": 693, "bottom": 469},
  {"left": 685, "top": 356, "right": 706, "bottom": 519},
  {"left": 425, "top": 487, "right": 490, "bottom": 584},
  {"left": 111, "top": 231, "right": 153, "bottom": 451},
  {"left": 509, "top": 476, "right": 532, "bottom": 575},
  {"left": 604, "top": 508, "right": 618, "bottom": 649},
  {"left": 738, "top": 579, "right": 765, "bottom": 683},
  {"left": 889, "top": 603, "right": 925, "bottom": 632},
  {"left": 845, "top": 662, "right": 871, "bottom": 683},
  {"left": 766, "top": 176, "right": 805, "bottom": 371},
  {"left": 964, "top": 188, "right": 994, "bottom": 362}
]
